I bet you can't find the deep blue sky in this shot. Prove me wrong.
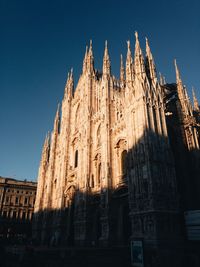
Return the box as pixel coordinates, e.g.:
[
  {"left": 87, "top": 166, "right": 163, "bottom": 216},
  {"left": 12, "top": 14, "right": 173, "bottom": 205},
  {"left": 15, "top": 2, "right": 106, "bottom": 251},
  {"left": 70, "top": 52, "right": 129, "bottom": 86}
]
[{"left": 0, "top": 0, "right": 200, "bottom": 181}]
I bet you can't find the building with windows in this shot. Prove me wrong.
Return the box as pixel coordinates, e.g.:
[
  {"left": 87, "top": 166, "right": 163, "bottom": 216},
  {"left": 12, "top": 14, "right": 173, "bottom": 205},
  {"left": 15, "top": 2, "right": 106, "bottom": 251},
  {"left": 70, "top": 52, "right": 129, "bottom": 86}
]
[
  {"left": 0, "top": 176, "right": 37, "bottom": 242},
  {"left": 33, "top": 32, "right": 200, "bottom": 266}
]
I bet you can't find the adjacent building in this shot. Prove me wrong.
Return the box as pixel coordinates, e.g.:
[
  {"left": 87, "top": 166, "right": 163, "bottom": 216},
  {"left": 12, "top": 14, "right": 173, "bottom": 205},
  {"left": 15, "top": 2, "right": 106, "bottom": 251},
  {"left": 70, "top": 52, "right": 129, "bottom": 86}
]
[
  {"left": 33, "top": 32, "right": 200, "bottom": 266},
  {"left": 0, "top": 176, "right": 37, "bottom": 241}
]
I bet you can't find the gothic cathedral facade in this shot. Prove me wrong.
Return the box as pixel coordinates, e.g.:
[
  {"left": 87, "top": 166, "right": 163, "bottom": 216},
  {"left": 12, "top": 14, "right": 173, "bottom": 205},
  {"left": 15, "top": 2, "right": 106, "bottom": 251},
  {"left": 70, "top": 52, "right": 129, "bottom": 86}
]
[{"left": 33, "top": 32, "right": 200, "bottom": 261}]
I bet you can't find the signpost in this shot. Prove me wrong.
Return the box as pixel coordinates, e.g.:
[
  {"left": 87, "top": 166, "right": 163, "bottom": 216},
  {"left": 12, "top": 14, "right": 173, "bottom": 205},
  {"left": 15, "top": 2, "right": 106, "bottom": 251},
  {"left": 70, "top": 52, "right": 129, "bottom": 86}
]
[{"left": 131, "top": 240, "right": 144, "bottom": 267}]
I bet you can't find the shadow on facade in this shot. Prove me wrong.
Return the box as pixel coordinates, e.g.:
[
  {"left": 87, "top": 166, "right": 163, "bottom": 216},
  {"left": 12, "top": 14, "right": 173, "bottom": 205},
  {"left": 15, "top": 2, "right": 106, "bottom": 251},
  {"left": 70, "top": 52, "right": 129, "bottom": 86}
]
[
  {"left": 165, "top": 83, "right": 200, "bottom": 211},
  {"left": 32, "top": 187, "right": 131, "bottom": 248},
  {"left": 32, "top": 124, "right": 200, "bottom": 267}
]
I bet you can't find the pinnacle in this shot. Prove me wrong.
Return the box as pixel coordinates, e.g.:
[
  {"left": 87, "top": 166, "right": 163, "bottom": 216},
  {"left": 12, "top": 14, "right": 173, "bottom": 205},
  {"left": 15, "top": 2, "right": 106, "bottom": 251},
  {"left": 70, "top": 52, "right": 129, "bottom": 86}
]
[
  {"left": 120, "top": 54, "right": 125, "bottom": 82},
  {"left": 192, "top": 87, "right": 199, "bottom": 111},
  {"left": 85, "top": 45, "right": 88, "bottom": 54},
  {"left": 174, "top": 59, "right": 181, "bottom": 83},
  {"left": 104, "top": 40, "right": 109, "bottom": 59},
  {"left": 145, "top": 37, "right": 151, "bottom": 54},
  {"left": 105, "top": 40, "right": 108, "bottom": 49},
  {"left": 174, "top": 58, "right": 177, "bottom": 70},
  {"left": 70, "top": 68, "right": 73, "bottom": 78},
  {"left": 135, "top": 31, "right": 139, "bottom": 40},
  {"left": 126, "top": 40, "right": 132, "bottom": 61},
  {"left": 89, "top": 39, "right": 93, "bottom": 54},
  {"left": 120, "top": 54, "right": 124, "bottom": 67},
  {"left": 127, "top": 40, "right": 131, "bottom": 50},
  {"left": 56, "top": 103, "right": 60, "bottom": 115},
  {"left": 134, "top": 31, "right": 143, "bottom": 59}
]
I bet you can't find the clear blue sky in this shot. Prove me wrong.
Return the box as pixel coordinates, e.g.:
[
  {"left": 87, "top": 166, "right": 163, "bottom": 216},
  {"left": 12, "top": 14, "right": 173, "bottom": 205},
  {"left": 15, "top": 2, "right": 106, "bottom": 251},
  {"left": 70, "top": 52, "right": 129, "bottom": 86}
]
[{"left": 0, "top": 0, "right": 200, "bottom": 181}]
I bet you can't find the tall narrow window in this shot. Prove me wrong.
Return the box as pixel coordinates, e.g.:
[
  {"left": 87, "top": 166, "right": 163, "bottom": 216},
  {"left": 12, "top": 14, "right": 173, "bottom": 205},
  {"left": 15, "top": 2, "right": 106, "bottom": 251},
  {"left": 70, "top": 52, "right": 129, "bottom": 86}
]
[
  {"left": 121, "top": 150, "right": 128, "bottom": 175},
  {"left": 97, "top": 163, "right": 101, "bottom": 185},
  {"left": 74, "top": 150, "right": 78, "bottom": 168}
]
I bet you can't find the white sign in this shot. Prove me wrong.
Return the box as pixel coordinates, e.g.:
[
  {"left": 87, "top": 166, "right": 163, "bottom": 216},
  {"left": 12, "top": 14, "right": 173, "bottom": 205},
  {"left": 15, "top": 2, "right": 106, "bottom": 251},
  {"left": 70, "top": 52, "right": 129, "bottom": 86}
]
[{"left": 131, "top": 240, "right": 144, "bottom": 267}]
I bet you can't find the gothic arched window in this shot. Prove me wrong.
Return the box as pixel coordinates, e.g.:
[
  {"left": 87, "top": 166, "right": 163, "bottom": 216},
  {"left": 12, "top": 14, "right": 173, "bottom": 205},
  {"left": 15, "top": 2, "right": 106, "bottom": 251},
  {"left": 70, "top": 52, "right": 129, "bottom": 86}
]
[
  {"left": 121, "top": 150, "right": 128, "bottom": 175},
  {"left": 74, "top": 150, "right": 78, "bottom": 168}
]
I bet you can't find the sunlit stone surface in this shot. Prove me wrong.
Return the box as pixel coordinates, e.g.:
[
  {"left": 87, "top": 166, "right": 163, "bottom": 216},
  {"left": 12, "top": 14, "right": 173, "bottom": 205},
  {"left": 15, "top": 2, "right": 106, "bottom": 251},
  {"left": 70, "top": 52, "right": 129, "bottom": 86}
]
[{"left": 32, "top": 32, "right": 200, "bottom": 266}]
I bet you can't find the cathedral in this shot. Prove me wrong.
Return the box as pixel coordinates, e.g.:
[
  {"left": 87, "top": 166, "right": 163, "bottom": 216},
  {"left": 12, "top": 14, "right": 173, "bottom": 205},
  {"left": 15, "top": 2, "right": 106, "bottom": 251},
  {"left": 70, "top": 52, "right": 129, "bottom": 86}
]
[{"left": 33, "top": 32, "right": 200, "bottom": 265}]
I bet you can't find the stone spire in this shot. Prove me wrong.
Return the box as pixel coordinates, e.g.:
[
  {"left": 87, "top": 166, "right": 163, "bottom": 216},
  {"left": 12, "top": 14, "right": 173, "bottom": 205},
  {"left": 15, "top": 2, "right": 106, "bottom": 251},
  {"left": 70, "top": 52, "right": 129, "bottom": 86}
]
[
  {"left": 145, "top": 37, "right": 157, "bottom": 84},
  {"left": 64, "top": 68, "right": 73, "bottom": 99},
  {"left": 120, "top": 54, "right": 125, "bottom": 85},
  {"left": 134, "top": 31, "right": 145, "bottom": 77},
  {"left": 53, "top": 103, "right": 60, "bottom": 134},
  {"left": 82, "top": 45, "right": 88, "bottom": 74},
  {"left": 192, "top": 87, "right": 199, "bottom": 112},
  {"left": 69, "top": 68, "right": 74, "bottom": 88},
  {"left": 174, "top": 59, "right": 182, "bottom": 84},
  {"left": 126, "top": 40, "right": 134, "bottom": 83},
  {"left": 42, "top": 132, "right": 50, "bottom": 160},
  {"left": 87, "top": 40, "right": 94, "bottom": 74},
  {"left": 103, "top": 40, "right": 111, "bottom": 76},
  {"left": 174, "top": 59, "right": 187, "bottom": 112}
]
